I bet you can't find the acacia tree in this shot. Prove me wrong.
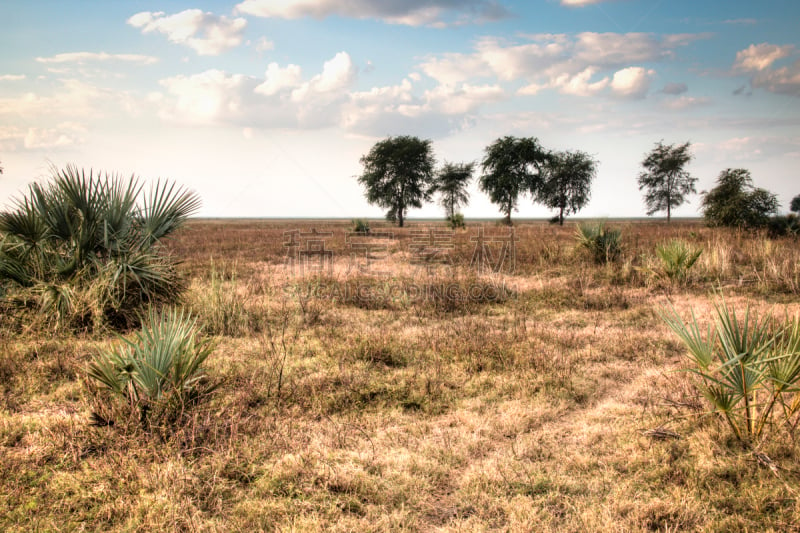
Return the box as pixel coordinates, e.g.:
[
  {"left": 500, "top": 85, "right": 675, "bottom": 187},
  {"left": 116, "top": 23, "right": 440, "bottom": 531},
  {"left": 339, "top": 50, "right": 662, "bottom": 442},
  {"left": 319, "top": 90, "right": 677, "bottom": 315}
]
[
  {"left": 479, "top": 136, "right": 549, "bottom": 225},
  {"left": 357, "top": 136, "right": 436, "bottom": 227},
  {"left": 638, "top": 141, "right": 697, "bottom": 222},
  {"left": 702, "top": 168, "right": 778, "bottom": 228},
  {"left": 538, "top": 150, "right": 597, "bottom": 225},
  {"left": 435, "top": 162, "right": 474, "bottom": 220}
]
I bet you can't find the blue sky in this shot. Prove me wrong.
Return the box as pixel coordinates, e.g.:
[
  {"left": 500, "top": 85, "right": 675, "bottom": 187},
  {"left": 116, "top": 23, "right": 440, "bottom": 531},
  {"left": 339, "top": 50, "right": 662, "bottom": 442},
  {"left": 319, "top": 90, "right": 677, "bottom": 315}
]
[{"left": 1, "top": 0, "right": 798, "bottom": 218}]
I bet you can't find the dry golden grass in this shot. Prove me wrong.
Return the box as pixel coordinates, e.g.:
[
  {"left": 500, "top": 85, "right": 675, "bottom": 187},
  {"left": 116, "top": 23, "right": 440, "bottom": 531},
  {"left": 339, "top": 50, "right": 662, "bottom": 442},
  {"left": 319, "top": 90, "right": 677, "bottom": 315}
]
[{"left": 1, "top": 218, "right": 800, "bottom": 531}]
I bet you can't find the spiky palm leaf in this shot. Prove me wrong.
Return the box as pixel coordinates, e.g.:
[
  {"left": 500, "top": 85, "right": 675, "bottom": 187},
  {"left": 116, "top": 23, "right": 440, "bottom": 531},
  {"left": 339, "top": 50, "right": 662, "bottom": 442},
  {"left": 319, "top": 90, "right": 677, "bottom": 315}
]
[
  {"left": 662, "top": 299, "right": 800, "bottom": 444},
  {"left": 89, "top": 308, "right": 215, "bottom": 426},
  {"left": 0, "top": 165, "right": 200, "bottom": 330}
]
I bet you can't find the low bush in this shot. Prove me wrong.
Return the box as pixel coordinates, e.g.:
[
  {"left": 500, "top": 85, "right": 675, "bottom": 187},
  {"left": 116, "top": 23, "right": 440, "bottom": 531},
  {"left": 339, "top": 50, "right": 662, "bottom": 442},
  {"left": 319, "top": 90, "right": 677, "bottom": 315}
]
[
  {"left": 447, "top": 213, "right": 466, "bottom": 229},
  {"left": 766, "top": 214, "right": 799, "bottom": 238},
  {"left": 352, "top": 219, "right": 371, "bottom": 234}
]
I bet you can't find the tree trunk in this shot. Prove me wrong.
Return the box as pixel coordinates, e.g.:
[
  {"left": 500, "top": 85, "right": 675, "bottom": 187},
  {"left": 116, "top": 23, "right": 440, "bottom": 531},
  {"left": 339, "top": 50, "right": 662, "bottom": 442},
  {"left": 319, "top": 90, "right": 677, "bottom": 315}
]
[
  {"left": 667, "top": 202, "right": 671, "bottom": 223},
  {"left": 559, "top": 206, "right": 565, "bottom": 226},
  {"left": 398, "top": 208, "right": 404, "bottom": 228}
]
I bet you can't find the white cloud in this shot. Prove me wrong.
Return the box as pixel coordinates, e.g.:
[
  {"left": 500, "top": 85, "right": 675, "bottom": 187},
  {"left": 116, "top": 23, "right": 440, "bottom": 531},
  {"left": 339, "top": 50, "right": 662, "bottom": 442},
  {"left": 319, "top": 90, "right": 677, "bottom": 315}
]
[
  {"left": 342, "top": 77, "right": 504, "bottom": 137},
  {"left": 420, "top": 32, "right": 704, "bottom": 89},
  {"left": 520, "top": 67, "right": 609, "bottom": 96},
  {"left": 560, "top": 0, "right": 614, "bottom": 6},
  {"left": 254, "top": 63, "right": 303, "bottom": 96},
  {"left": 425, "top": 83, "right": 505, "bottom": 114},
  {"left": 0, "top": 74, "right": 27, "bottom": 81},
  {"left": 291, "top": 51, "right": 357, "bottom": 101},
  {"left": 751, "top": 60, "right": 800, "bottom": 96},
  {"left": 733, "top": 43, "right": 800, "bottom": 97},
  {"left": 734, "top": 43, "right": 794, "bottom": 72},
  {"left": 159, "top": 70, "right": 249, "bottom": 124},
  {"left": 610, "top": 67, "right": 653, "bottom": 98},
  {"left": 127, "top": 10, "right": 247, "bottom": 56},
  {"left": 661, "top": 95, "right": 711, "bottom": 110},
  {"left": 156, "top": 52, "right": 358, "bottom": 129},
  {"left": 0, "top": 79, "right": 107, "bottom": 118},
  {"left": 234, "top": 0, "right": 510, "bottom": 27},
  {"left": 254, "top": 37, "right": 274, "bottom": 52},
  {"left": 23, "top": 122, "right": 87, "bottom": 149},
  {"left": 35, "top": 52, "right": 158, "bottom": 65}
]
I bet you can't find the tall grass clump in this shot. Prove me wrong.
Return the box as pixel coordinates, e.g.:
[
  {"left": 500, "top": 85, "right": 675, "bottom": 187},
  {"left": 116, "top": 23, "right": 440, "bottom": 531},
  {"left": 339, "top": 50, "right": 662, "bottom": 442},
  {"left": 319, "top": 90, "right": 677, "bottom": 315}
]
[
  {"left": 575, "top": 222, "right": 622, "bottom": 264},
  {"left": 88, "top": 307, "right": 216, "bottom": 430},
  {"left": 189, "top": 262, "right": 255, "bottom": 336},
  {"left": 662, "top": 300, "right": 800, "bottom": 445},
  {"left": 0, "top": 165, "right": 199, "bottom": 330}
]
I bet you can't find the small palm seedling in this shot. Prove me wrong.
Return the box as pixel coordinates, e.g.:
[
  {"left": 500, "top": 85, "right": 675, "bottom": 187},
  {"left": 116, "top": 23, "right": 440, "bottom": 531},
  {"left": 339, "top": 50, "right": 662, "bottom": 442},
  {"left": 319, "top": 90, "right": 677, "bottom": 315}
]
[
  {"left": 661, "top": 299, "right": 800, "bottom": 445},
  {"left": 574, "top": 222, "right": 622, "bottom": 264},
  {"left": 88, "top": 307, "right": 216, "bottom": 429},
  {"left": 653, "top": 239, "right": 702, "bottom": 284}
]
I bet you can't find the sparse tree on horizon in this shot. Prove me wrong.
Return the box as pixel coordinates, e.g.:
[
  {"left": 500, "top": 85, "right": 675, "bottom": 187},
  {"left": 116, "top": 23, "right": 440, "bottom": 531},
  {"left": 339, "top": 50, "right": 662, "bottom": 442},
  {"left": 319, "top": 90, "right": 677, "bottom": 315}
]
[
  {"left": 434, "top": 162, "right": 474, "bottom": 221},
  {"left": 357, "top": 136, "right": 436, "bottom": 227},
  {"left": 638, "top": 141, "right": 697, "bottom": 223},
  {"left": 479, "top": 136, "right": 549, "bottom": 225},
  {"left": 538, "top": 150, "right": 597, "bottom": 226}
]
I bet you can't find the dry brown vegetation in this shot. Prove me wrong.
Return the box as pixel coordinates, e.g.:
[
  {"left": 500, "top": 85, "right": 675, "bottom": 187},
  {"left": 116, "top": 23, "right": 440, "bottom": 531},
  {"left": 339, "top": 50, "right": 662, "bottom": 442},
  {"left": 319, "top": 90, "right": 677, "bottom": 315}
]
[{"left": 2, "top": 218, "right": 800, "bottom": 531}]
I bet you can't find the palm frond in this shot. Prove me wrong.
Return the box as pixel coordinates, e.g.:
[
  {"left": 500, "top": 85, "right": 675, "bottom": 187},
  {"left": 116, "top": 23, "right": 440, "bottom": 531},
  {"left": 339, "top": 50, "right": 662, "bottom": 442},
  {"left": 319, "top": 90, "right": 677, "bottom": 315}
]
[{"left": 138, "top": 180, "right": 201, "bottom": 247}]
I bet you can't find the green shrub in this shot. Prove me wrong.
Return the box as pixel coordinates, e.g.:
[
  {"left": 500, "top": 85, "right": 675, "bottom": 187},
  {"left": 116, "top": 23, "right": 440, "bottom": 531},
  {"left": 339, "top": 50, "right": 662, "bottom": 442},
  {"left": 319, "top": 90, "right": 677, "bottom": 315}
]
[
  {"left": 352, "top": 218, "right": 371, "bottom": 234},
  {"left": 575, "top": 222, "right": 622, "bottom": 264},
  {"left": 0, "top": 165, "right": 199, "bottom": 330},
  {"left": 88, "top": 307, "right": 217, "bottom": 429},
  {"left": 654, "top": 239, "right": 702, "bottom": 284},
  {"left": 662, "top": 299, "right": 800, "bottom": 445},
  {"left": 767, "top": 214, "right": 799, "bottom": 238},
  {"left": 447, "top": 213, "right": 466, "bottom": 229}
]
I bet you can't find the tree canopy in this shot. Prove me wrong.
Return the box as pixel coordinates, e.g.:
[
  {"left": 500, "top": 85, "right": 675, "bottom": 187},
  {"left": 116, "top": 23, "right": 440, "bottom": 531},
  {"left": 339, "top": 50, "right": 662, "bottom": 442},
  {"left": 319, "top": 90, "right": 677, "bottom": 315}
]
[
  {"left": 702, "top": 168, "right": 779, "bottom": 228},
  {"left": 479, "top": 136, "right": 549, "bottom": 225},
  {"left": 357, "top": 136, "right": 436, "bottom": 227},
  {"left": 434, "top": 162, "right": 474, "bottom": 220},
  {"left": 791, "top": 194, "right": 800, "bottom": 214},
  {"left": 538, "top": 150, "right": 597, "bottom": 225},
  {"left": 637, "top": 141, "right": 697, "bottom": 222}
]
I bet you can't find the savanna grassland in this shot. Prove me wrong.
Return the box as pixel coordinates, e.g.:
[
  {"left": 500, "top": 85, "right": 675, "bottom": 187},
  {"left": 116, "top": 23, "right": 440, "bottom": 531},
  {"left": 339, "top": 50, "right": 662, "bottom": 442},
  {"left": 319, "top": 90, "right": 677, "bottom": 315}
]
[{"left": 2, "top": 218, "right": 800, "bottom": 532}]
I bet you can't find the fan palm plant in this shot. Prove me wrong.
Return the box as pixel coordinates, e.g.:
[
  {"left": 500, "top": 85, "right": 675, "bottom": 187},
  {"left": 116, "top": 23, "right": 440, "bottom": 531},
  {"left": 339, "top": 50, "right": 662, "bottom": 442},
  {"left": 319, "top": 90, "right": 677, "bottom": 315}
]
[
  {"left": 0, "top": 165, "right": 200, "bottom": 329},
  {"left": 574, "top": 222, "right": 622, "bottom": 264},
  {"left": 662, "top": 299, "right": 800, "bottom": 445},
  {"left": 654, "top": 239, "right": 702, "bottom": 284},
  {"left": 88, "top": 307, "right": 216, "bottom": 428}
]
